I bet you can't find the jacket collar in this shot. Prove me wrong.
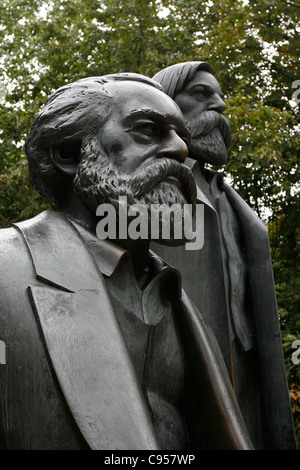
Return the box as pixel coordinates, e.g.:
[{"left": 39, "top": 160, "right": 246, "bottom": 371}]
[
  {"left": 14, "top": 210, "right": 100, "bottom": 293},
  {"left": 14, "top": 210, "right": 160, "bottom": 450}
]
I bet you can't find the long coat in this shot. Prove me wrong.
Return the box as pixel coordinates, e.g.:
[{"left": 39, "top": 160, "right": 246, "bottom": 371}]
[
  {"left": 0, "top": 210, "right": 253, "bottom": 450},
  {"left": 153, "top": 159, "right": 296, "bottom": 450}
]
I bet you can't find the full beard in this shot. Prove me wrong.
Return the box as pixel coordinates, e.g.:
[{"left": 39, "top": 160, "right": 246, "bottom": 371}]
[
  {"left": 186, "top": 110, "right": 232, "bottom": 166},
  {"left": 73, "top": 139, "right": 197, "bottom": 245}
]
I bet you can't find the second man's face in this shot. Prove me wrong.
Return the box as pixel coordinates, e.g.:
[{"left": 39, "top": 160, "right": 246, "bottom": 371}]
[
  {"left": 174, "top": 70, "right": 226, "bottom": 121},
  {"left": 173, "top": 70, "right": 232, "bottom": 166}
]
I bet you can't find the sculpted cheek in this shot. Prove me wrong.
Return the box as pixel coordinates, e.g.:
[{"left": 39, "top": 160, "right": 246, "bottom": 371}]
[
  {"left": 103, "top": 140, "right": 126, "bottom": 168},
  {"left": 111, "top": 141, "right": 124, "bottom": 154}
]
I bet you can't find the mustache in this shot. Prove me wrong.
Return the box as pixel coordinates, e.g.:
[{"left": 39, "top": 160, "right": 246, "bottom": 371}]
[
  {"left": 130, "top": 157, "right": 197, "bottom": 208},
  {"left": 186, "top": 110, "right": 232, "bottom": 148},
  {"left": 74, "top": 140, "right": 197, "bottom": 211}
]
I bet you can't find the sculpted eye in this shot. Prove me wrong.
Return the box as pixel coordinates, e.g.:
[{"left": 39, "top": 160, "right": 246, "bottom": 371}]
[
  {"left": 191, "top": 87, "right": 209, "bottom": 101},
  {"left": 194, "top": 91, "right": 206, "bottom": 100},
  {"left": 130, "top": 120, "right": 159, "bottom": 144}
]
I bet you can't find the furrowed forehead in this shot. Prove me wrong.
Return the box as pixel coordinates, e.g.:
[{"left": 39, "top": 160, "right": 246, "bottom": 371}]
[{"left": 107, "top": 80, "right": 187, "bottom": 125}]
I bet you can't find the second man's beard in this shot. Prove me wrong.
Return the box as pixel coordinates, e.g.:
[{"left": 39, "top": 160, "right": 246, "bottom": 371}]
[
  {"left": 186, "top": 110, "right": 232, "bottom": 166},
  {"left": 73, "top": 138, "right": 197, "bottom": 245}
]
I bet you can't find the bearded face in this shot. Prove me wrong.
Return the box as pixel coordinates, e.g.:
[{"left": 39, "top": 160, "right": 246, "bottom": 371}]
[
  {"left": 185, "top": 110, "right": 232, "bottom": 166},
  {"left": 73, "top": 138, "right": 197, "bottom": 246}
]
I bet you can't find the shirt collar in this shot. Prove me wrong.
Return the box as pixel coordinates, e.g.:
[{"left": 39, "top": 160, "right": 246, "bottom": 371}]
[
  {"left": 185, "top": 157, "right": 224, "bottom": 191},
  {"left": 70, "top": 218, "right": 182, "bottom": 294},
  {"left": 69, "top": 218, "right": 128, "bottom": 277}
]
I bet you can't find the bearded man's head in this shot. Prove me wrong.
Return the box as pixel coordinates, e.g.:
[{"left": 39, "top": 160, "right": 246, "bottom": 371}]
[
  {"left": 153, "top": 62, "right": 232, "bottom": 167},
  {"left": 25, "top": 73, "right": 196, "bottom": 245}
]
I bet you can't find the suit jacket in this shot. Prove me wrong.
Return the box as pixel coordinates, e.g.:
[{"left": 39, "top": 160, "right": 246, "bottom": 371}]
[
  {"left": 153, "top": 158, "right": 297, "bottom": 450},
  {"left": 0, "top": 210, "right": 253, "bottom": 450}
]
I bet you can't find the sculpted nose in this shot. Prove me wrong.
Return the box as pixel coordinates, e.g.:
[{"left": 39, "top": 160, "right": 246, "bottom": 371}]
[
  {"left": 208, "top": 93, "right": 226, "bottom": 114},
  {"left": 157, "top": 129, "right": 188, "bottom": 163}
]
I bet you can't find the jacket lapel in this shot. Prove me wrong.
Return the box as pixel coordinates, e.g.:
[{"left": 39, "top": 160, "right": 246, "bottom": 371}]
[
  {"left": 14, "top": 211, "right": 159, "bottom": 450},
  {"left": 176, "top": 290, "right": 253, "bottom": 450}
]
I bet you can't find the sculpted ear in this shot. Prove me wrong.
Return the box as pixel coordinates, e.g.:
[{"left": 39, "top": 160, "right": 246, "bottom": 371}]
[{"left": 49, "top": 140, "right": 82, "bottom": 177}]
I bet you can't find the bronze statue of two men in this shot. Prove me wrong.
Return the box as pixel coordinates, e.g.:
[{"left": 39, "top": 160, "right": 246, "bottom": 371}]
[{"left": 0, "top": 64, "right": 297, "bottom": 450}]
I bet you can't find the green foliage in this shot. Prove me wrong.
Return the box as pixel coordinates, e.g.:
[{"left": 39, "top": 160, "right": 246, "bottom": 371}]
[
  {"left": 224, "top": 95, "right": 300, "bottom": 217},
  {"left": 0, "top": 158, "right": 52, "bottom": 227},
  {"left": 0, "top": 0, "right": 299, "bottom": 443}
]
